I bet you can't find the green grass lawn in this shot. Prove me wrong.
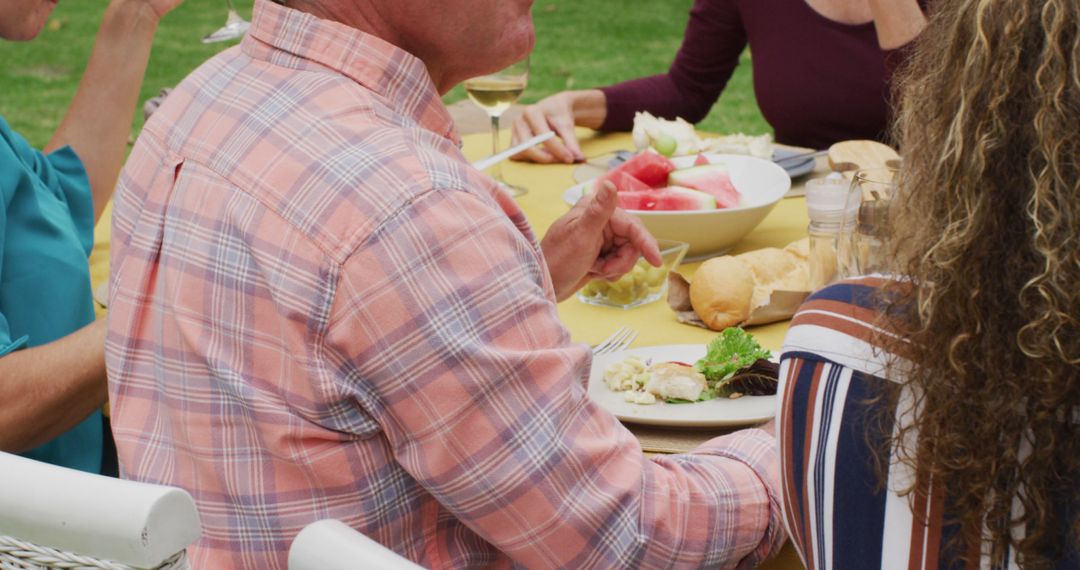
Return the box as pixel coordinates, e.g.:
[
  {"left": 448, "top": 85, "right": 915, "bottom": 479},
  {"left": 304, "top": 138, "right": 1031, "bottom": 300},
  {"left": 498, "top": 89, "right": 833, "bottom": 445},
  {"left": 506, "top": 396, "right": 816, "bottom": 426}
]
[{"left": 0, "top": 0, "right": 768, "bottom": 149}]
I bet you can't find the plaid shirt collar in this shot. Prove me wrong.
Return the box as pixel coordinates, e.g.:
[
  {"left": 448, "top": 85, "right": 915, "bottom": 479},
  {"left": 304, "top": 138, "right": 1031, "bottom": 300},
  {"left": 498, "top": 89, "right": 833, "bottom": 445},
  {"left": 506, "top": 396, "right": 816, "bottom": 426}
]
[{"left": 245, "top": 0, "right": 461, "bottom": 146}]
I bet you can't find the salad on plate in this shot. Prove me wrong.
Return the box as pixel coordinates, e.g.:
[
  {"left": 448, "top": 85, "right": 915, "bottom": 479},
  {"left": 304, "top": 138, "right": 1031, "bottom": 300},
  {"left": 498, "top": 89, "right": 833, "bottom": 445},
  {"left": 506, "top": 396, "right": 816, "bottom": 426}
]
[{"left": 603, "top": 328, "right": 777, "bottom": 406}]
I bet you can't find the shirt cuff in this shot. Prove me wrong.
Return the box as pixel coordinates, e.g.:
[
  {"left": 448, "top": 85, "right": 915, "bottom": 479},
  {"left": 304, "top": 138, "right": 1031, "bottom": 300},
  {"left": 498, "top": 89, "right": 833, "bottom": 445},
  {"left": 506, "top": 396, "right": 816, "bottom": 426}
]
[{"left": 695, "top": 428, "right": 786, "bottom": 566}]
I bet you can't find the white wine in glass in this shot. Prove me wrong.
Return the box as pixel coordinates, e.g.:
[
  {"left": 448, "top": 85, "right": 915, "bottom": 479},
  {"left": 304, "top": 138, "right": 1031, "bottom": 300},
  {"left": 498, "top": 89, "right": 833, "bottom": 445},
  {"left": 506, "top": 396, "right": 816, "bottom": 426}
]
[{"left": 464, "top": 57, "right": 529, "bottom": 196}]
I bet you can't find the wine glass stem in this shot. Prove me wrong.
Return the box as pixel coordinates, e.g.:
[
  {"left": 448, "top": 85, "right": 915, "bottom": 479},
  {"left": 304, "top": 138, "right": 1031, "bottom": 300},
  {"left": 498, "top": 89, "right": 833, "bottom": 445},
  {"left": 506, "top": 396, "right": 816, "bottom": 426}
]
[
  {"left": 489, "top": 114, "right": 504, "bottom": 183},
  {"left": 224, "top": 3, "right": 243, "bottom": 25}
]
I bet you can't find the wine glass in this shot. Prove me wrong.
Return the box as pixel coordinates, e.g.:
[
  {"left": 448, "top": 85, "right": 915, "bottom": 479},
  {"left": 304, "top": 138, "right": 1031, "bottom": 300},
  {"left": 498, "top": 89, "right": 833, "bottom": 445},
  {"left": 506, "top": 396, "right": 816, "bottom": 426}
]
[
  {"left": 202, "top": 0, "right": 250, "bottom": 44},
  {"left": 464, "top": 57, "right": 530, "bottom": 196},
  {"left": 836, "top": 167, "right": 899, "bottom": 279}
]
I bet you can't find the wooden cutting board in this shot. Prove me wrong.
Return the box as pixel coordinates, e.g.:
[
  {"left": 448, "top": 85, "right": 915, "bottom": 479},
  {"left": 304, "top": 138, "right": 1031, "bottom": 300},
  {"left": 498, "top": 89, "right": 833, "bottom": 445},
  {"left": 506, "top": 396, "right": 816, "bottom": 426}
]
[{"left": 827, "top": 140, "right": 900, "bottom": 175}]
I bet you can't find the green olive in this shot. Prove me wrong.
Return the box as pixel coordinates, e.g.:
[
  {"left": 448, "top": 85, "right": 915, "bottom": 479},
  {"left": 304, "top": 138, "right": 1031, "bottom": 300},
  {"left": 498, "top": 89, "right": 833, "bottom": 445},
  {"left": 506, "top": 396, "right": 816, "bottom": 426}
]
[
  {"left": 645, "top": 266, "right": 667, "bottom": 288},
  {"left": 611, "top": 272, "right": 636, "bottom": 292},
  {"left": 584, "top": 258, "right": 670, "bottom": 305},
  {"left": 606, "top": 287, "right": 635, "bottom": 305}
]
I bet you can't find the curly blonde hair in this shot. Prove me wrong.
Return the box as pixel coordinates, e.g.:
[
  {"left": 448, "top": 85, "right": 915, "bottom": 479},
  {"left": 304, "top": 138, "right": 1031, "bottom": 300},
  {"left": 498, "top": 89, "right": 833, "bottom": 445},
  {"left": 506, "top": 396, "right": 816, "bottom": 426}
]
[{"left": 884, "top": 0, "right": 1079, "bottom": 565}]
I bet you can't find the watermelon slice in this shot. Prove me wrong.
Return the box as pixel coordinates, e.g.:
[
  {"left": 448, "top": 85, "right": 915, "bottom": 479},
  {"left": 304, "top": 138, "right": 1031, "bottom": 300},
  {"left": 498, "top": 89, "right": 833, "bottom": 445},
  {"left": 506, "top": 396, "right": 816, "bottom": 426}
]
[
  {"left": 694, "top": 154, "right": 711, "bottom": 166},
  {"left": 600, "top": 151, "right": 675, "bottom": 188},
  {"left": 616, "top": 186, "right": 717, "bottom": 211},
  {"left": 667, "top": 164, "right": 740, "bottom": 208},
  {"left": 593, "top": 170, "right": 651, "bottom": 193}
]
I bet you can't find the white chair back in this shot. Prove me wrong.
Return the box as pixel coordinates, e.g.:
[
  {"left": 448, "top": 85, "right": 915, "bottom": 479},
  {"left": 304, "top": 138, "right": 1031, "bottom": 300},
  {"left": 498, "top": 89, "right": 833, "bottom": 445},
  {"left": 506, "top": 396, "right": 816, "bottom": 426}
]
[
  {"left": 288, "top": 520, "right": 424, "bottom": 570},
  {"left": 0, "top": 451, "right": 201, "bottom": 569}
]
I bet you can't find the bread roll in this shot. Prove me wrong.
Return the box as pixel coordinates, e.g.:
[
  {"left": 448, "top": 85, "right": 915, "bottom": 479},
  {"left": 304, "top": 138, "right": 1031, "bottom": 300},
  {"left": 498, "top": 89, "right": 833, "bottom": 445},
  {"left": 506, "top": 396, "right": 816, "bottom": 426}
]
[
  {"left": 689, "top": 239, "right": 810, "bottom": 331},
  {"left": 784, "top": 238, "right": 809, "bottom": 260},
  {"left": 690, "top": 256, "right": 754, "bottom": 330}
]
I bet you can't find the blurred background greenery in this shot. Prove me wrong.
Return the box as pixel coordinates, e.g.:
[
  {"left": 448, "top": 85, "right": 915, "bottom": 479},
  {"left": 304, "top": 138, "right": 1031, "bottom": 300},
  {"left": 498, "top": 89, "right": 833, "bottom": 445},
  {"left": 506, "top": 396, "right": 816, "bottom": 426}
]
[{"left": 0, "top": 0, "right": 768, "bottom": 149}]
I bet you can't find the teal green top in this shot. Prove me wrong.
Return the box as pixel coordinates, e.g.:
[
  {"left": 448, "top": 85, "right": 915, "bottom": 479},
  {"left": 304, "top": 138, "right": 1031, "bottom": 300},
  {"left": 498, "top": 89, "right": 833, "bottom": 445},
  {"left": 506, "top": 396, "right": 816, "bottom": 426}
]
[{"left": 0, "top": 114, "right": 102, "bottom": 473}]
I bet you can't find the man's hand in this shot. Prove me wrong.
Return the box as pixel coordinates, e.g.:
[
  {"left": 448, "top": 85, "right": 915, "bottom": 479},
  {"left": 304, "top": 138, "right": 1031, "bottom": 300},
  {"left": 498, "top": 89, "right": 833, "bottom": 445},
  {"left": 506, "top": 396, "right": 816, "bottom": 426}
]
[{"left": 541, "top": 182, "right": 662, "bottom": 301}]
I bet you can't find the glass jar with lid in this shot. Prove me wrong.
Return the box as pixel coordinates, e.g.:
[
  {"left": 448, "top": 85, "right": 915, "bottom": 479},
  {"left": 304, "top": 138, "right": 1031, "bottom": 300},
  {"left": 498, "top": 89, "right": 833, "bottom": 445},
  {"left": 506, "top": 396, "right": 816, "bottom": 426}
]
[{"left": 804, "top": 174, "right": 857, "bottom": 291}]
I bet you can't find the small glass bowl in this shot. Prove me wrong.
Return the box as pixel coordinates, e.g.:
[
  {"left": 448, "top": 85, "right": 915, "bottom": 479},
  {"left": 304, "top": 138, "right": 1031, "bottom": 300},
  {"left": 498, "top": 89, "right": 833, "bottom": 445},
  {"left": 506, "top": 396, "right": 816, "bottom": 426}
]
[{"left": 576, "top": 239, "right": 689, "bottom": 309}]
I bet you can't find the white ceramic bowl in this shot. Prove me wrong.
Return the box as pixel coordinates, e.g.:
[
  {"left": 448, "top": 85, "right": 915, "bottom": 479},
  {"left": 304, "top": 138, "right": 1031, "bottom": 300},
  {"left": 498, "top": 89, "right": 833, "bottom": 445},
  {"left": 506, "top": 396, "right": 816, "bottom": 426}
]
[{"left": 563, "top": 153, "right": 791, "bottom": 259}]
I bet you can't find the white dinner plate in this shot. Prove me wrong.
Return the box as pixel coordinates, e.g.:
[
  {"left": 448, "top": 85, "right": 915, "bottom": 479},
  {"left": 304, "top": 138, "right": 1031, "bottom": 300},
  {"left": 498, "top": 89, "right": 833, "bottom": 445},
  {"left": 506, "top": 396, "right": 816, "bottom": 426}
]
[{"left": 587, "top": 344, "right": 777, "bottom": 427}]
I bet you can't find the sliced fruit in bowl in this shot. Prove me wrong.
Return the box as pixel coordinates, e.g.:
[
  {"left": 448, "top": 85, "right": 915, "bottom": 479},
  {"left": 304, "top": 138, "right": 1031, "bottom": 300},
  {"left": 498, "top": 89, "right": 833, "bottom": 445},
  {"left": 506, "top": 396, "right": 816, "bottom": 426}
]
[
  {"left": 616, "top": 187, "right": 716, "bottom": 211},
  {"left": 564, "top": 152, "right": 791, "bottom": 259},
  {"left": 596, "top": 151, "right": 675, "bottom": 189},
  {"left": 668, "top": 163, "right": 740, "bottom": 208}
]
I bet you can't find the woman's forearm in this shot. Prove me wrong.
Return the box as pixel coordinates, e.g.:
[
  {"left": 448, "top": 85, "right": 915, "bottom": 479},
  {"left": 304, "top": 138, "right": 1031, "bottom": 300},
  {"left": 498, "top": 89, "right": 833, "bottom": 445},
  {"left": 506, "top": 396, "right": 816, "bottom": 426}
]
[
  {"left": 0, "top": 319, "right": 108, "bottom": 452},
  {"left": 868, "top": 0, "right": 927, "bottom": 50},
  {"left": 44, "top": 0, "right": 164, "bottom": 222}
]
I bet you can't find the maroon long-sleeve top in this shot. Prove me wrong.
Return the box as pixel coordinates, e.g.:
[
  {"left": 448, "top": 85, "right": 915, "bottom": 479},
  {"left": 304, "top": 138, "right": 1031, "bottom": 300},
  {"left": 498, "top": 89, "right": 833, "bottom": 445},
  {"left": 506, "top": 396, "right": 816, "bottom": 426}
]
[{"left": 600, "top": 0, "right": 924, "bottom": 149}]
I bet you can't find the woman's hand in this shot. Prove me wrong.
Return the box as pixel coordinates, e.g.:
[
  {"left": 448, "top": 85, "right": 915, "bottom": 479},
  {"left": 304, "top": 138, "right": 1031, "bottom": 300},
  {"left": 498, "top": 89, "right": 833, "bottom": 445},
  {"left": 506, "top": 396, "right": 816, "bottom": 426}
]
[
  {"left": 122, "top": 0, "right": 184, "bottom": 21},
  {"left": 511, "top": 89, "right": 607, "bottom": 164}
]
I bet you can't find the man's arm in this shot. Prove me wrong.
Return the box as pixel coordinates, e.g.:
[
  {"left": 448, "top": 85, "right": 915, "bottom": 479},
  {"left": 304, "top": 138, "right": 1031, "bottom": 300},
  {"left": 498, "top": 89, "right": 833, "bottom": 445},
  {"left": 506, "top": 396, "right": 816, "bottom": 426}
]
[
  {"left": 328, "top": 189, "right": 783, "bottom": 568},
  {"left": 0, "top": 319, "right": 107, "bottom": 452}
]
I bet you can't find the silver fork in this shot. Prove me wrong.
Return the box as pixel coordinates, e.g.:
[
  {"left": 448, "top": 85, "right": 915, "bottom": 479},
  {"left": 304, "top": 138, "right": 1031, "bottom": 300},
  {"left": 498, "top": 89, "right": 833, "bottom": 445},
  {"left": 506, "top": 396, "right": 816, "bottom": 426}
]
[
  {"left": 583, "top": 149, "right": 636, "bottom": 169},
  {"left": 592, "top": 327, "right": 637, "bottom": 355}
]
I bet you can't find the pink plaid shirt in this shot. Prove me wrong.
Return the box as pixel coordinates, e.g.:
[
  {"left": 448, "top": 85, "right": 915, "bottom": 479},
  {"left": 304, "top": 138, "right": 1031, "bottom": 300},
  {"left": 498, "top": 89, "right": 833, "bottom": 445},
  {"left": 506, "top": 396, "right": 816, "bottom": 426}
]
[{"left": 107, "top": 2, "right": 782, "bottom": 568}]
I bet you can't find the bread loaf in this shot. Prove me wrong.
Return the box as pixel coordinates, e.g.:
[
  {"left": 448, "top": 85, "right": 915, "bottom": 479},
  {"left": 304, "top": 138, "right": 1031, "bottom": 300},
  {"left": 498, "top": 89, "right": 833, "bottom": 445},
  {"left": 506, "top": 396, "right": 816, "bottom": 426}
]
[{"left": 689, "top": 239, "right": 810, "bottom": 331}]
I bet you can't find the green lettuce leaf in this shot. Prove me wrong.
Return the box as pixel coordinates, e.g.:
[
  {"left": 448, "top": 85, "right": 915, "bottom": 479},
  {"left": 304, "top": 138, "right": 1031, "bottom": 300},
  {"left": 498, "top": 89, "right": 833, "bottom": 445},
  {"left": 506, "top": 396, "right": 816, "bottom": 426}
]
[{"left": 694, "top": 328, "right": 772, "bottom": 386}]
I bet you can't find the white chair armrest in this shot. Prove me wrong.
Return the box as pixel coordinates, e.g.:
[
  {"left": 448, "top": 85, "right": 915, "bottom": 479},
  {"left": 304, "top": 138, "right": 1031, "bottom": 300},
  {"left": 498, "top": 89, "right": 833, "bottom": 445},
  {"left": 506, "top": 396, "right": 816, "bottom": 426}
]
[
  {"left": 288, "top": 520, "right": 424, "bottom": 570},
  {"left": 0, "top": 451, "right": 201, "bottom": 568}
]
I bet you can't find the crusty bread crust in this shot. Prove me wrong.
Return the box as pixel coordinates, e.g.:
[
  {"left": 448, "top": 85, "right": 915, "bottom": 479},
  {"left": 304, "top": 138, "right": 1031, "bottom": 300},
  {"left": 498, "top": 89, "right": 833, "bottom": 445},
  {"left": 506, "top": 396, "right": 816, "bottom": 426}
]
[
  {"left": 690, "top": 256, "right": 754, "bottom": 330},
  {"left": 689, "top": 238, "right": 810, "bottom": 331}
]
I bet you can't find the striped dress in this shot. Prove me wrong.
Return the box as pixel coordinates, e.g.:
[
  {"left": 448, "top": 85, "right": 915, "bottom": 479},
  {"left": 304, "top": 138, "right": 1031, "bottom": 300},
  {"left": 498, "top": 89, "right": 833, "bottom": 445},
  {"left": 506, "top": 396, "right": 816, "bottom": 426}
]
[{"left": 777, "top": 277, "right": 1079, "bottom": 570}]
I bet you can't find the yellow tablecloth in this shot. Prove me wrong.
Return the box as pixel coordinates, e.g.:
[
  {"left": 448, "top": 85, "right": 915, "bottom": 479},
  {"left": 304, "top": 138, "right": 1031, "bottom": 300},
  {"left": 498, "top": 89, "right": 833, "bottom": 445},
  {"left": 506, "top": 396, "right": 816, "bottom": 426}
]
[
  {"left": 461, "top": 128, "right": 812, "bottom": 570},
  {"left": 459, "top": 129, "right": 818, "bottom": 353},
  {"left": 89, "top": 201, "right": 113, "bottom": 320}
]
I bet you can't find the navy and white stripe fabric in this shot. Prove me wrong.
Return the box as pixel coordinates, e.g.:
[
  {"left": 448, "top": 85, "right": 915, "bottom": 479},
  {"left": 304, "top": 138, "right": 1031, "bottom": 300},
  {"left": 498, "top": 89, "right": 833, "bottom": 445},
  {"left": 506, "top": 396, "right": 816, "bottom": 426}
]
[{"left": 777, "top": 277, "right": 1079, "bottom": 570}]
